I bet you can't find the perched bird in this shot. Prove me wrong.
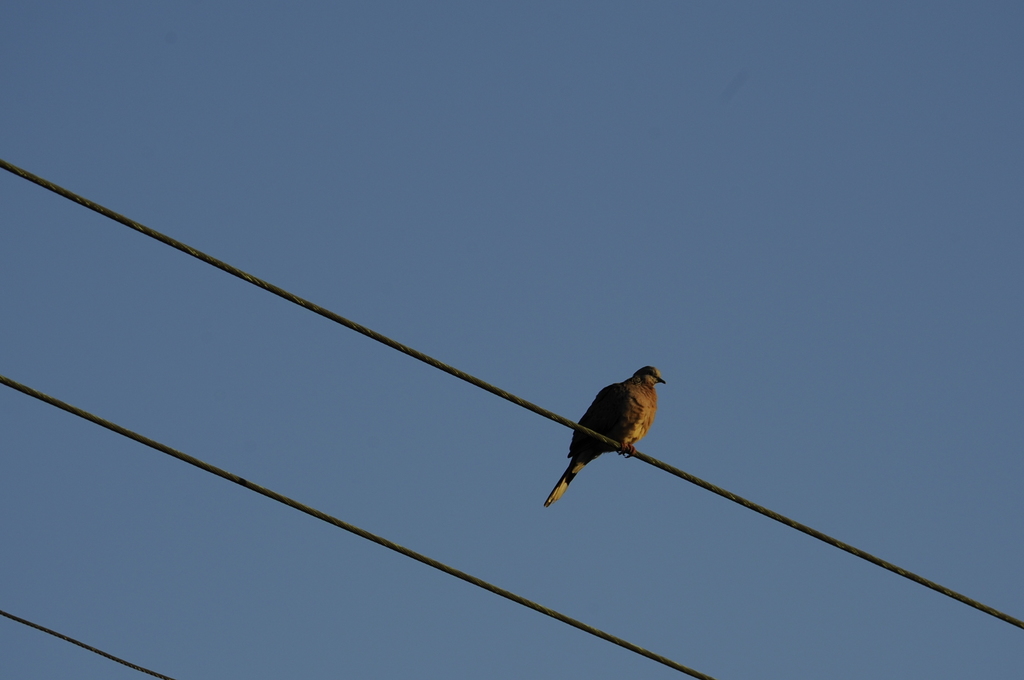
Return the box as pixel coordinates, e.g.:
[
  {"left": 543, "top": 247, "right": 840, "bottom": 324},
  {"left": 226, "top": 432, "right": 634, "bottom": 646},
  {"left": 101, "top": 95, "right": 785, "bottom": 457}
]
[{"left": 544, "top": 366, "right": 665, "bottom": 506}]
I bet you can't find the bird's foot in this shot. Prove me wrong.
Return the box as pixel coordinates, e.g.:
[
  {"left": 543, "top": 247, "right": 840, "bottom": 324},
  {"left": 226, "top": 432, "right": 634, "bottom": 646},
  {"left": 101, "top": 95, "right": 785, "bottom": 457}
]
[{"left": 618, "top": 443, "right": 637, "bottom": 458}]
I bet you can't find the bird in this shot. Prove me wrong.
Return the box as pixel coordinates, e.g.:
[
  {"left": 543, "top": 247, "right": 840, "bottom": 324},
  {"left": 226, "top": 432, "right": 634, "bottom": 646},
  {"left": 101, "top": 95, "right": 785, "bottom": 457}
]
[{"left": 544, "top": 366, "right": 665, "bottom": 506}]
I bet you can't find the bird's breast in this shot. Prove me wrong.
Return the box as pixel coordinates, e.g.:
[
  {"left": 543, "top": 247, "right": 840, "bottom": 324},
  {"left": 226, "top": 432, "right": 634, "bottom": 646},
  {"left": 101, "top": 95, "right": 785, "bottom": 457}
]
[{"left": 612, "top": 388, "right": 657, "bottom": 446}]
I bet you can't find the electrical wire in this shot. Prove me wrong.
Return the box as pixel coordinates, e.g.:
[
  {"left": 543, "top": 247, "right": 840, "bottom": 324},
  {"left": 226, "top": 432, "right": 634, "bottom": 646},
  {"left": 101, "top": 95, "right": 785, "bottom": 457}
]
[
  {"left": 2, "top": 157, "right": 1021, "bottom": 631},
  {"left": 0, "top": 372, "right": 719, "bottom": 680},
  {"left": 0, "top": 607, "right": 177, "bottom": 680}
]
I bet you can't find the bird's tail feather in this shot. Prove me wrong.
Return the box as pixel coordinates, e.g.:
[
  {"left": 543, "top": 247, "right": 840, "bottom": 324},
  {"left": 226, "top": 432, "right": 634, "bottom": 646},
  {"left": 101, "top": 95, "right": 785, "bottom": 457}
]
[{"left": 543, "top": 459, "right": 586, "bottom": 507}]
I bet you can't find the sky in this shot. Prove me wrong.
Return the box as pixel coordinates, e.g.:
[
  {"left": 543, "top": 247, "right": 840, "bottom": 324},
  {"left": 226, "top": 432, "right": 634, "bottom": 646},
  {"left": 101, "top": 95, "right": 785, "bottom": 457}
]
[{"left": 1, "top": 2, "right": 1023, "bottom": 678}]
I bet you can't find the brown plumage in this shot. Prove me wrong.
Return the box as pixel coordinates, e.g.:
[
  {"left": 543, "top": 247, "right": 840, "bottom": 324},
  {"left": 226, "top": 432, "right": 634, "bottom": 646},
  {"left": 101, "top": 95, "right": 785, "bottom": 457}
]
[{"left": 544, "top": 366, "right": 666, "bottom": 506}]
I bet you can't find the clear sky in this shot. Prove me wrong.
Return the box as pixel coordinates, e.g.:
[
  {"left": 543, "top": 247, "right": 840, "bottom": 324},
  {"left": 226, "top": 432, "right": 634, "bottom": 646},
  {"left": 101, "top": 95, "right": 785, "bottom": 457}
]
[{"left": 2, "top": 2, "right": 1022, "bottom": 679}]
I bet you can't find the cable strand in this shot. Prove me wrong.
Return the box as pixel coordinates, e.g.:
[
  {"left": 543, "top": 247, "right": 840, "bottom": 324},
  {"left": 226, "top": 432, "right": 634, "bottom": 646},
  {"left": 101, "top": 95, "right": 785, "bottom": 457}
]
[
  {"left": 0, "top": 372, "right": 717, "bottom": 680},
  {"left": 0, "top": 607, "right": 178, "bottom": 680},
  {"left": 2, "top": 156, "right": 1021, "bottom": 631},
  {"left": 628, "top": 450, "right": 1023, "bottom": 628}
]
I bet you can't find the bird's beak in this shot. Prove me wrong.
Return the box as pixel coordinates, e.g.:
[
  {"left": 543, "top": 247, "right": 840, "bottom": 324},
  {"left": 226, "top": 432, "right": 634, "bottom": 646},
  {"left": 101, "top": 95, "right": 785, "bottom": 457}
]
[{"left": 657, "top": 377, "right": 666, "bottom": 384}]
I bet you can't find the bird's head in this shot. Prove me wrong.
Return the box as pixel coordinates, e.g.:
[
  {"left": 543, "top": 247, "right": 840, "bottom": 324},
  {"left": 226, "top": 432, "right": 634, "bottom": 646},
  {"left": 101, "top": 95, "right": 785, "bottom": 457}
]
[{"left": 633, "top": 366, "right": 666, "bottom": 385}]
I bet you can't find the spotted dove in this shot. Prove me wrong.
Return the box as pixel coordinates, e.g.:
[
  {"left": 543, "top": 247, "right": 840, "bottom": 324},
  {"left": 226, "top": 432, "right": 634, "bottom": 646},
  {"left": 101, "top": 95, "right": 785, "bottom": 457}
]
[{"left": 544, "top": 366, "right": 666, "bottom": 506}]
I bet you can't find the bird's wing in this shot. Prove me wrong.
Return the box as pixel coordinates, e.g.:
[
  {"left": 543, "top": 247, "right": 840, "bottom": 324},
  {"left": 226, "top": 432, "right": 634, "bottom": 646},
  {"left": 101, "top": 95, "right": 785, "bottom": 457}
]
[{"left": 568, "top": 382, "right": 630, "bottom": 457}]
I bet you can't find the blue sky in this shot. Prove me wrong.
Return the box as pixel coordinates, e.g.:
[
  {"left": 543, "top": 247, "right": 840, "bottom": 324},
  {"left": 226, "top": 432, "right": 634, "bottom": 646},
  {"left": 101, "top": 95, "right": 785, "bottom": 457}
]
[{"left": 2, "top": 2, "right": 1022, "bottom": 678}]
